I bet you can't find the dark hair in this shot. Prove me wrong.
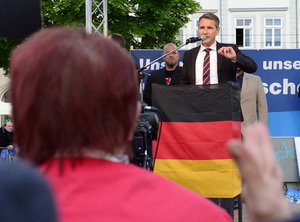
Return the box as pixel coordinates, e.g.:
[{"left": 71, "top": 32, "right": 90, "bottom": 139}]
[
  {"left": 10, "top": 27, "right": 138, "bottom": 164},
  {"left": 110, "top": 33, "right": 126, "bottom": 48},
  {"left": 199, "top": 13, "right": 220, "bottom": 28}
]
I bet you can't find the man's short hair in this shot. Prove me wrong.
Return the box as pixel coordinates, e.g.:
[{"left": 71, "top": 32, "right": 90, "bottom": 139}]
[
  {"left": 199, "top": 13, "right": 220, "bottom": 28},
  {"left": 110, "top": 33, "right": 126, "bottom": 48}
]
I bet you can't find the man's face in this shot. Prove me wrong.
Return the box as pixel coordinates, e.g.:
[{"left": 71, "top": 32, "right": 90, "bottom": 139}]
[
  {"left": 163, "top": 44, "right": 180, "bottom": 67},
  {"left": 198, "top": 18, "right": 220, "bottom": 47},
  {"left": 4, "top": 122, "right": 13, "bottom": 132}
]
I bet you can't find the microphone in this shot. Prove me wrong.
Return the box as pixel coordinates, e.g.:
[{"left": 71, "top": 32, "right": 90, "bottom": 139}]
[{"left": 185, "top": 35, "right": 206, "bottom": 44}]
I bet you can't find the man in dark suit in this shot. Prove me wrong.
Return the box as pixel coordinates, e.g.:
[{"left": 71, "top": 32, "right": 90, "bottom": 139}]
[
  {"left": 181, "top": 12, "right": 257, "bottom": 85},
  {"left": 181, "top": 12, "right": 257, "bottom": 217},
  {"left": 144, "top": 43, "right": 183, "bottom": 105}
]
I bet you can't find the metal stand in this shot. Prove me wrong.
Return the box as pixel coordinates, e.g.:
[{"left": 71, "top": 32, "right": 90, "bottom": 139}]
[{"left": 85, "top": 0, "right": 108, "bottom": 35}]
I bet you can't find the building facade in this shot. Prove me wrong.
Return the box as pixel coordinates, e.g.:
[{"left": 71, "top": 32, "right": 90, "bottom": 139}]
[
  {"left": 180, "top": 0, "right": 300, "bottom": 50},
  {"left": 0, "top": 69, "right": 10, "bottom": 103},
  {"left": 0, "top": 69, "right": 12, "bottom": 123}
]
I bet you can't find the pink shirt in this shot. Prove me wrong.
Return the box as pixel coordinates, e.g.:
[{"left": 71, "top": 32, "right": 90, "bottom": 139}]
[{"left": 40, "top": 157, "right": 232, "bottom": 222}]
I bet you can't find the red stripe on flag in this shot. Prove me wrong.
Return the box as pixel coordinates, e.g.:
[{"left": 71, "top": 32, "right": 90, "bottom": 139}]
[{"left": 153, "top": 121, "right": 241, "bottom": 160}]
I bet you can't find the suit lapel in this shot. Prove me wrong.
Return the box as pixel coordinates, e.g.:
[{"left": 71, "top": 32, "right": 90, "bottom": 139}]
[
  {"left": 190, "top": 46, "right": 200, "bottom": 84},
  {"left": 216, "top": 42, "right": 223, "bottom": 82},
  {"left": 241, "top": 73, "right": 249, "bottom": 99}
]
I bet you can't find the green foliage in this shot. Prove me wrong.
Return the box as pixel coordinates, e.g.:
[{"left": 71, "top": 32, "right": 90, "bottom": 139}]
[
  {"left": 42, "top": 0, "right": 86, "bottom": 27},
  {"left": 0, "top": 38, "right": 23, "bottom": 73},
  {"left": 0, "top": 0, "right": 200, "bottom": 72},
  {"left": 108, "top": 0, "right": 201, "bottom": 49}
]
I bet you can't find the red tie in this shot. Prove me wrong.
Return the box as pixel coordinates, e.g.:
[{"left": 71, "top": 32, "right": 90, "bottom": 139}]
[{"left": 203, "top": 48, "right": 211, "bottom": 85}]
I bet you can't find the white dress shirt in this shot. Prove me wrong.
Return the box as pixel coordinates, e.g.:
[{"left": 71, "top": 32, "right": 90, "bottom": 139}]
[{"left": 195, "top": 42, "right": 218, "bottom": 85}]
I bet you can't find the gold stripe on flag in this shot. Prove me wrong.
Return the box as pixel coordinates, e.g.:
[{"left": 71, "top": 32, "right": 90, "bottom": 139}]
[{"left": 154, "top": 159, "right": 241, "bottom": 198}]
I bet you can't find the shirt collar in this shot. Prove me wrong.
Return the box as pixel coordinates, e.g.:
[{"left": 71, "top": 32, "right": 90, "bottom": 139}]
[
  {"left": 84, "top": 149, "right": 129, "bottom": 163},
  {"left": 201, "top": 41, "right": 217, "bottom": 52}
]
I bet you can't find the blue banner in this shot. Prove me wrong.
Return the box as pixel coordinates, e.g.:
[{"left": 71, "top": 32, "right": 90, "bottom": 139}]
[{"left": 131, "top": 49, "right": 300, "bottom": 137}]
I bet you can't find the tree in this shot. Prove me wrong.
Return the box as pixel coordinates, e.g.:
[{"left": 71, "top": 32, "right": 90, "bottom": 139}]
[
  {"left": 0, "top": 38, "right": 23, "bottom": 73},
  {"left": 0, "top": 0, "right": 200, "bottom": 72},
  {"left": 108, "top": 0, "right": 201, "bottom": 49}
]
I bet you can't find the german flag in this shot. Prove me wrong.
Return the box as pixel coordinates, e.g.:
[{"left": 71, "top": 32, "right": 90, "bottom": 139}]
[{"left": 152, "top": 83, "right": 242, "bottom": 198}]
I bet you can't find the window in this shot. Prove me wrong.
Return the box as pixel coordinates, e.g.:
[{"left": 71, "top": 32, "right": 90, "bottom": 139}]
[
  {"left": 178, "top": 29, "right": 184, "bottom": 44},
  {"left": 264, "top": 18, "right": 282, "bottom": 48},
  {"left": 235, "top": 18, "right": 253, "bottom": 48},
  {"left": 1, "top": 90, "right": 9, "bottom": 103},
  {"left": 194, "top": 19, "right": 199, "bottom": 37},
  {"left": 1, "top": 90, "right": 11, "bottom": 123}
]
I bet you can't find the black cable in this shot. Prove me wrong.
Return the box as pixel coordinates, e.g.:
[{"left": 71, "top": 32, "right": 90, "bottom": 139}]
[{"left": 152, "top": 118, "right": 163, "bottom": 171}]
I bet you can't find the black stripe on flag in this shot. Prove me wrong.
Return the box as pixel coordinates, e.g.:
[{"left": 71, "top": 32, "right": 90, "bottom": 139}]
[{"left": 152, "top": 82, "right": 242, "bottom": 122}]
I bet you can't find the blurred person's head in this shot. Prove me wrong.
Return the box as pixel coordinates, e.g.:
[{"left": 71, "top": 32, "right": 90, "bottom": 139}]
[
  {"left": 4, "top": 119, "right": 13, "bottom": 132},
  {"left": 198, "top": 13, "right": 220, "bottom": 48},
  {"left": 110, "top": 33, "right": 126, "bottom": 49},
  {"left": 162, "top": 43, "right": 180, "bottom": 70},
  {"left": 10, "top": 27, "right": 139, "bottom": 164}
]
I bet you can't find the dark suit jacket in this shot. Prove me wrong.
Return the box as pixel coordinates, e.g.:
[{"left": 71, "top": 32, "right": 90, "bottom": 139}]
[
  {"left": 143, "top": 65, "right": 183, "bottom": 105},
  {"left": 181, "top": 42, "right": 257, "bottom": 85}
]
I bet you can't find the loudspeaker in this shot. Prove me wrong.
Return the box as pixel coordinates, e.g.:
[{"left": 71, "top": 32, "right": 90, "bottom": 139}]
[{"left": 0, "top": 0, "right": 42, "bottom": 38}]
